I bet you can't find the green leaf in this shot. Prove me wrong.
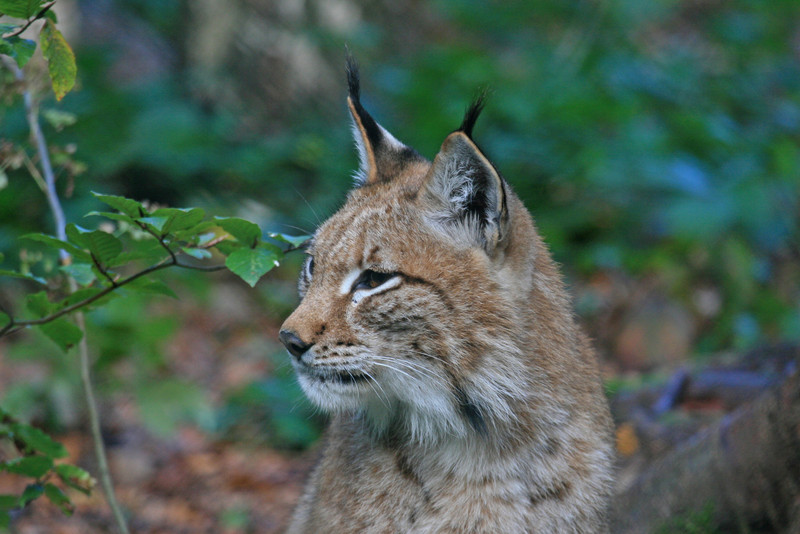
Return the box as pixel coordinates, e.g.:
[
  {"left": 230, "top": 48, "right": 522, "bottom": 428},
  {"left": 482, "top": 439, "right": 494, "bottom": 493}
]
[
  {"left": 10, "top": 423, "right": 67, "bottom": 458},
  {"left": 0, "top": 35, "right": 36, "bottom": 68},
  {"left": 269, "top": 233, "right": 311, "bottom": 248},
  {"left": 37, "top": 318, "right": 83, "bottom": 352},
  {"left": 2, "top": 455, "right": 53, "bottom": 478},
  {"left": 85, "top": 210, "right": 136, "bottom": 225},
  {"left": 107, "top": 240, "right": 165, "bottom": 267},
  {"left": 0, "top": 269, "right": 46, "bottom": 285},
  {"left": 39, "top": 20, "right": 76, "bottom": 101},
  {"left": 149, "top": 207, "right": 207, "bottom": 234},
  {"left": 225, "top": 247, "right": 279, "bottom": 287},
  {"left": 26, "top": 291, "right": 53, "bottom": 317},
  {"left": 166, "top": 207, "right": 205, "bottom": 232},
  {"left": 1, "top": 511, "right": 9, "bottom": 529},
  {"left": 21, "top": 232, "right": 91, "bottom": 261},
  {"left": 65, "top": 224, "right": 122, "bottom": 264},
  {"left": 91, "top": 192, "right": 145, "bottom": 218},
  {"left": 215, "top": 217, "right": 261, "bottom": 246},
  {"left": 172, "top": 221, "right": 216, "bottom": 242},
  {"left": 60, "top": 263, "right": 96, "bottom": 286},
  {"left": 44, "top": 483, "right": 73, "bottom": 516},
  {"left": 213, "top": 240, "right": 242, "bottom": 256},
  {"left": 55, "top": 464, "right": 95, "bottom": 495},
  {"left": 181, "top": 247, "right": 212, "bottom": 260},
  {"left": 259, "top": 242, "right": 283, "bottom": 256},
  {"left": 19, "top": 483, "right": 43, "bottom": 506},
  {"left": 86, "top": 231, "right": 123, "bottom": 263},
  {"left": 124, "top": 278, "right": 178, "bottom": 299},
  {"left": 0, "top": 0, "right": 44, "bottom": 18},
  {"left": 138, "top": 216, "right": 170, "bottom": 233},
  {"left": 0, "top": 495, "right": 18, "bottom": 510}
]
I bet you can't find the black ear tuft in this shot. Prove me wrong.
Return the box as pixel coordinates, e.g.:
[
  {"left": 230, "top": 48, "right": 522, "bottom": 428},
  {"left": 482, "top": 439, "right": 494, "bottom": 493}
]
[
  {"left": 344, "top": 51, "right": 422, "bottom": 186},
  {"left": 459, "top": 90, "right": 488, "bottom": 138},
  {"left": 345, "top": 49, "right": 361, "bottom": 104}
]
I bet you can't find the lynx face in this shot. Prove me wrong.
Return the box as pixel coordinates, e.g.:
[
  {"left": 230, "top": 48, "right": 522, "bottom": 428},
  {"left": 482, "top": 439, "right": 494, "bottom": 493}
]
[{"left": 279, "top": 65, "right": 525, "bottom": 444}]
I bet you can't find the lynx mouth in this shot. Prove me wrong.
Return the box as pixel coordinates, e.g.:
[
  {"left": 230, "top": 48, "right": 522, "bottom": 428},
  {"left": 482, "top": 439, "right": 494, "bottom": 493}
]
[{"left": 298, "top": 367, "right": 370, "bottom": 385}]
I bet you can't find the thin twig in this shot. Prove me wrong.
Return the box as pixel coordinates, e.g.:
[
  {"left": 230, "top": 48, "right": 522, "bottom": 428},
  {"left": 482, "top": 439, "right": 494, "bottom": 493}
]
[
  {"left": 0, "top": 316, "right": 15, "bottom": 337},
  {"left": 2, "top": 55, "right": 69, "bottom": 263},
  {"left": 71, "top": 286, "right": 130, "bottom": 534},
  {"left": 135, "top": 219, "right": 177, "bottom": 262},
  {"left": 91, "top": 253, "right": 118, "bottom": 287},
  {"left": 1, "top": 260, "right": 172, "bottom": 336}
]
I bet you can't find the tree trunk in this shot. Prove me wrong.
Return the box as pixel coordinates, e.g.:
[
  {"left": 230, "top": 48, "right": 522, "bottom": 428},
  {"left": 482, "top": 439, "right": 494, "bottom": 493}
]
[{"left": 610, "top": 365, "right": 800, "bottom": 533}]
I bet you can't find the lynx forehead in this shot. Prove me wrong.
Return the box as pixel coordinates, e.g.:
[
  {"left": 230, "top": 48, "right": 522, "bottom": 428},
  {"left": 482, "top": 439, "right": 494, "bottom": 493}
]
[{"left": 279, "top": 56, "right": 614, "bottom": 533}]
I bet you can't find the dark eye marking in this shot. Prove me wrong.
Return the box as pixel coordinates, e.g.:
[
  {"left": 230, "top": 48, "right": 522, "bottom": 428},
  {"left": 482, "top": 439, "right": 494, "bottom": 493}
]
[{"left": 351, "top": 269, "right": 399, "bottom": 292}]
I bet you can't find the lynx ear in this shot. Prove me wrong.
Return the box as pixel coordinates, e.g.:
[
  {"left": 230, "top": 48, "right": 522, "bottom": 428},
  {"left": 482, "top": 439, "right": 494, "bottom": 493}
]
[
  {"left": 346, "top": 55, "right": 421, "bottom": 186},
  {"left": 424, "top": 96, "right": 509, "bottom": 253}
]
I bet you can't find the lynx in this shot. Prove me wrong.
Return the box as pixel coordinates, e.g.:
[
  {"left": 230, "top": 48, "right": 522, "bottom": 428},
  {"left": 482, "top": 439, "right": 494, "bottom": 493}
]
[{"left": 279, "top": 58, "right": 614, "bottom": 533}]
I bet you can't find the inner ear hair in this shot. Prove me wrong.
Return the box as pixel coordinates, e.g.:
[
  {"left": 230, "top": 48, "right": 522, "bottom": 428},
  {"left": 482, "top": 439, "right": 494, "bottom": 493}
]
[{"left": 425, "top": 131, "right": 509, "bottom": 253}]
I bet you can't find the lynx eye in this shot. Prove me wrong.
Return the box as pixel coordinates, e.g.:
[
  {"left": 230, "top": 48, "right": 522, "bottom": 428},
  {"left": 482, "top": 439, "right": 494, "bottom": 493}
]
[
  {"left": 298, "top": 257, "right": 314, "bottom": 298},
  {"left": 352, "top": 269, "right": 397, "bottom": 291}
]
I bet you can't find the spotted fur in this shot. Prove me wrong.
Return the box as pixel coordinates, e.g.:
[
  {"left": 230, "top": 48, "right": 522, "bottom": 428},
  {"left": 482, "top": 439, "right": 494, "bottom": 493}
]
[{"left": 280, "top": 58, "right": 614, "bottom": 533}]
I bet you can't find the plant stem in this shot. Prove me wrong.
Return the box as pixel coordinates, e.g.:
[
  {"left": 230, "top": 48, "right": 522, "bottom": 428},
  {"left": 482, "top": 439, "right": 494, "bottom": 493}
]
[
  {"left": 5, "top": 56, "right": 131, "bottom": 534},
  {"left": 72, "top": 290, "right": 130, "bottom": 534},
  {"left": 13, "top": 58, "right": 69, "bottom": 263}
]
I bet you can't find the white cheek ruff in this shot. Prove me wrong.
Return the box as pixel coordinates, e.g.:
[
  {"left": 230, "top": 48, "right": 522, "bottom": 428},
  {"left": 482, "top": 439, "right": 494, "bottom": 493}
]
[{"left": 351, "top": 275, "right": 402, "bottom": 304}]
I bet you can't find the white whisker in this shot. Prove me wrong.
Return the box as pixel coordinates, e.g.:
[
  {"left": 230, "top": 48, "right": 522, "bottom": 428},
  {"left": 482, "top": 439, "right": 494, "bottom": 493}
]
[{"left": 360, "top": 368, "right": 391, "bottom": 409}]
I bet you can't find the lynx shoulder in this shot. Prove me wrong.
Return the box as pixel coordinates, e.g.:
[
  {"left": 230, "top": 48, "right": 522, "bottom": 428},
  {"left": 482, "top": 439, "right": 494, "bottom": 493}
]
[{"left": 279, "top": 58, "right": 614, "bottom": 533}]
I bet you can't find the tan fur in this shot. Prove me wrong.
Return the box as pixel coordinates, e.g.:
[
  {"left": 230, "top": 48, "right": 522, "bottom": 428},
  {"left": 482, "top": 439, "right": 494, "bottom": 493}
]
[{"left": 280, "top": 66, "right": 614, "bottom": 533}]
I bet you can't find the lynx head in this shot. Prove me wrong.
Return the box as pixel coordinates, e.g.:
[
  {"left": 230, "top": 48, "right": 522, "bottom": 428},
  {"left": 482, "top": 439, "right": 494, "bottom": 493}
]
[{"left": 279, "top": 57, "right": 544, "bottom": 445}]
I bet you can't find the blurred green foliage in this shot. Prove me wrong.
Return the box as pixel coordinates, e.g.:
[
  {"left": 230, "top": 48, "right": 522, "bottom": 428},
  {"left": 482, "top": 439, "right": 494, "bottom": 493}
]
[{"left": 1, "top": 0, "right": 799, "bottom": 449}]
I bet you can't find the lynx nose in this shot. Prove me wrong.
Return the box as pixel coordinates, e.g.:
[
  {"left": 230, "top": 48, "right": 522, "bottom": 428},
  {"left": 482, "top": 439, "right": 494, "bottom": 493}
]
[{"left": 279, "top": 330, "right": 313, "bottom": 359}]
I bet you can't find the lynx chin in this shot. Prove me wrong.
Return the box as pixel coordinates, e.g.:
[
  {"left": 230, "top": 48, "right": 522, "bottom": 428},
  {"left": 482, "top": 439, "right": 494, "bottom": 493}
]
[{"left": 279, "top": 57, "right": 614, "bottom": 533}]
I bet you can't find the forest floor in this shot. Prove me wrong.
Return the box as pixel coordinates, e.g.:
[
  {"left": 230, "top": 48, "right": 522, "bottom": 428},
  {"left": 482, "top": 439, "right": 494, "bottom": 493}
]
[{"left": 1, "top": 275, "right": 797, "bottom": 533}]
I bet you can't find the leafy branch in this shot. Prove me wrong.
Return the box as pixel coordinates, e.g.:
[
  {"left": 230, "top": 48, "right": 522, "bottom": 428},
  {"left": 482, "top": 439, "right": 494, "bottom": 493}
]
[
  {"left": 0, "top": 0, "right": 55, "bottom": 39},
  {"left": 0, "top": 192, "right": 308, "bottom": 346},
  {"left": 1, "top": 6, "right": 307, "bottom": 529},
  {"left": 0, "top": 407, "right": 96, "bottom": 526},
  {"left": 0, "top": 0, "right": 76, "bottom": 100}
]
